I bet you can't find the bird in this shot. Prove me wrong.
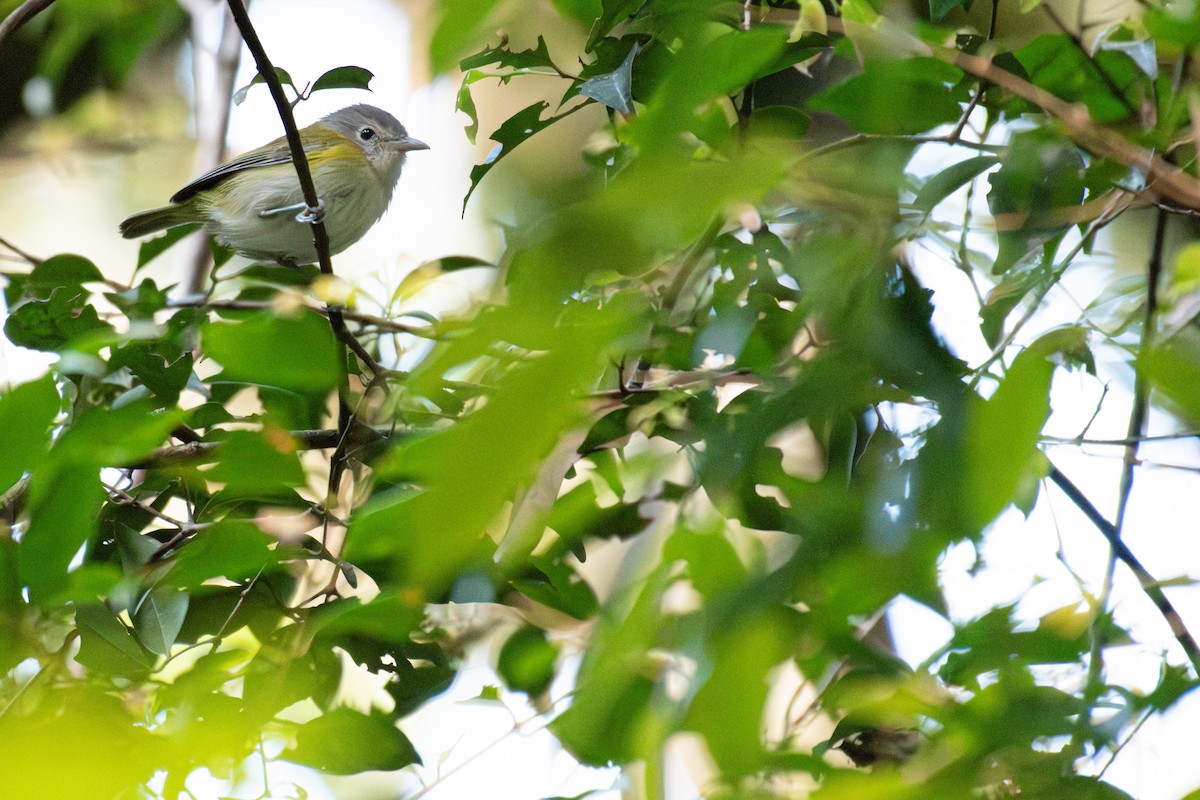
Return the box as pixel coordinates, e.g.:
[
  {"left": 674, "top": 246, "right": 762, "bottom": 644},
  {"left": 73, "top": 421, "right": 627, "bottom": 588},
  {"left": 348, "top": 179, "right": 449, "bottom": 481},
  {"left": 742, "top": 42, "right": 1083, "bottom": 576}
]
[{"left": 119, "top": 104, "right": 429, "bottom": 266}]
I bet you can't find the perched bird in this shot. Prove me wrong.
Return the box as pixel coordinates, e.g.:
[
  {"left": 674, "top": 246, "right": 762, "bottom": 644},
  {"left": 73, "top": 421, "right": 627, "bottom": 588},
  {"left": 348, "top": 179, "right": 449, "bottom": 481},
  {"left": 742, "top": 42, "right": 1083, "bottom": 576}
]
[{"left": 120, "top": 104, "right": 428, "bottom": 265}]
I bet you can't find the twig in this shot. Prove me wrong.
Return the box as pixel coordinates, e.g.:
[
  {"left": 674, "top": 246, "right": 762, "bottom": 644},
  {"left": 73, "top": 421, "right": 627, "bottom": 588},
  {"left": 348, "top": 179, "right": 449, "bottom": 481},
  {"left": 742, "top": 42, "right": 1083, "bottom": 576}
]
[
  {"left": 0, "top": 0, "right": 55, "bottom": 55},
  {"left": 1047, "top": 465, "right": 1200, "bottom": 674},
  {"left": 1082, "top": 207, "right": 1170, "bottom": 696},
  {"left": 0, "top": 235, "right": 41, "bottom": 265}
]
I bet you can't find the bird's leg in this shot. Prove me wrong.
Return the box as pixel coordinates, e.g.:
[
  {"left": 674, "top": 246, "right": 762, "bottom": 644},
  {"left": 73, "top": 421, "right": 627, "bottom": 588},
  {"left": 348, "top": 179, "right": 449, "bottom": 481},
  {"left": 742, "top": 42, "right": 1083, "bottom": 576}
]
[{"left": 258, "top": 198, "right": 326, "bottom": 224}]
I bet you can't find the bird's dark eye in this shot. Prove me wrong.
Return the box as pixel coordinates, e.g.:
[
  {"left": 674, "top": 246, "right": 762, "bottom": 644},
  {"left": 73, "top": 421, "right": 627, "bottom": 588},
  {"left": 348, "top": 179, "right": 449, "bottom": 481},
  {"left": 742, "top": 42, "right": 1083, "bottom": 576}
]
[{"left": 359, "top": 127, "right": 376, "bottom": 141}]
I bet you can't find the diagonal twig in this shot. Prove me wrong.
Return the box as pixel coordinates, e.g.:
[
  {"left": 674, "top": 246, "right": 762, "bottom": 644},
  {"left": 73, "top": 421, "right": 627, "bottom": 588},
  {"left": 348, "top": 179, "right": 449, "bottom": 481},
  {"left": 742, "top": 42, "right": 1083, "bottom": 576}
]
[{"left": 1047, "top": 464, "right": 1200, "bottom": 674}]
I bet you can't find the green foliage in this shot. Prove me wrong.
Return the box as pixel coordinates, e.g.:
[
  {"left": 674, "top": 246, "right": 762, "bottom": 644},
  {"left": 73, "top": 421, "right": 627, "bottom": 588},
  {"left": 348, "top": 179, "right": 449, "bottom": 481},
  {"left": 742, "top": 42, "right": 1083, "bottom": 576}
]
[{"left": 1, "top": 1, "right": 1199, "bottom": 799}]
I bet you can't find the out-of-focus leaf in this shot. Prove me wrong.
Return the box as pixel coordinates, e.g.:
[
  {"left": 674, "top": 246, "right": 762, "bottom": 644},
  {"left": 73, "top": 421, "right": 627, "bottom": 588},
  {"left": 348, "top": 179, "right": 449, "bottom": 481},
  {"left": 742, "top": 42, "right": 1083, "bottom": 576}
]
[
  {"left": 510, "top": 556, "right": 600, "bottom": 620},
  {"left": 498, "top": 625, "right": 558, "bottom": 696},
  {"left": 201, "top": 310, "right": 340, "bottom": 394},
  {"left": 810, "top": 58, "right": 967, "bottom": 135},
  {"left": 929, "top": 0, "right": 971, "bottom": 22},
  {"left": 285, "top": 708, "right": 421, "bottom": 774},
  {"left": 913, "top": 156, "right": 1000, "bottom": 213},
  {"left": 987, "top": 130, "right": 1084, "bottom": 274},
  {"left": 430, "top": 0, "right": 506, "bottom": 73},
  {"left": 203, "top": 429, "right": 306, "bottom": 496},
  {"left": 685, "top": 608, "right": 795, "bottom": 775},
  {"left": 136, "top": 224, "right": 200, "bottom": 270},
  {"left": 0, "top": 375, "right": 59, "bottom": 492},
  {"left": 166, "top": 521, "right": 276, "bottom": 588},
  {"left": 963, "top": 345, "right": 1054, "bottom": 530}
]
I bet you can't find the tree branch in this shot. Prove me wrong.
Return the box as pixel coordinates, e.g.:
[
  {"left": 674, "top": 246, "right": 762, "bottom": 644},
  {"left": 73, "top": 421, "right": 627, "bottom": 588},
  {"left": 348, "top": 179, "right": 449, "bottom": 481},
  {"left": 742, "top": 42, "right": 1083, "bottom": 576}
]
[
  {"left": 0, "top": 0, "right": 55, "bottom": 55},
  {"left": 1047, "top": 464, "right": 1200, "bottom": 674}
]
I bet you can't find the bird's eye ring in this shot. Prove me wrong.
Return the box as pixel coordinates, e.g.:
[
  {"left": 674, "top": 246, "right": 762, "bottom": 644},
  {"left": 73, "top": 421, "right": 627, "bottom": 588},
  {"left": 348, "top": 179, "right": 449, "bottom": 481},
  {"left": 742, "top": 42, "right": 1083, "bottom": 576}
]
[{"left": 359, "top": 127, "right": 376, "bottom": 141}]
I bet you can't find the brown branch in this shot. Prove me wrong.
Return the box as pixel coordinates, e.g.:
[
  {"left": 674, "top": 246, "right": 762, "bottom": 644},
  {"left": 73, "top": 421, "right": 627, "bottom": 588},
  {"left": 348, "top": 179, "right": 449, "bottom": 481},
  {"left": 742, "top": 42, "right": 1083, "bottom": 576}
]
[{"left": 0, "top": 0, "right": 55, "bottom": 55}]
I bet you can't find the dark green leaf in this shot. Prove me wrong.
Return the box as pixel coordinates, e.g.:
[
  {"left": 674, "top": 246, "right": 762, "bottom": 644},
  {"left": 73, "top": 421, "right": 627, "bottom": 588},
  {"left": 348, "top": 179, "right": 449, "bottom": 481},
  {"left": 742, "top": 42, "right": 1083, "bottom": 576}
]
[
  {"left": 285, "top": 708, "right": 421, "bottom": 774},
  {"left": 460, "top": 36, "right": 557, "bottom": 71},
  {"left": 203, "top": 429, "right": 307, "bottom": 495},
  {"left": 4, "top": 288, "right": 113, "bottom": 352},
  {"left": 465, "top": 101, "right": 575, "bottom": 211},
  {"left": 963, "top": 346, "right": 1054, "bottom": 529},
  {"left": 929, "top": 0, "right": 969, "bottom": 21},
  {"left": 310, "top": 65, "right": 375, "bottom": 93},
  {"left": 75, "top": 603, "right": 154, "bottom": 674},
  {"left": 497, "top": 625, "right": 558, "bottom": 696}
]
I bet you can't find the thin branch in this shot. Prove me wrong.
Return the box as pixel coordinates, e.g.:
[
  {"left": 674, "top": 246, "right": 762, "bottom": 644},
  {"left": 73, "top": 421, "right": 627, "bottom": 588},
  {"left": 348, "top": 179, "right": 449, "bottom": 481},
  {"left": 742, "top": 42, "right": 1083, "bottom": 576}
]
[
  {"left": 0, "top": 235, "right": 41, "bottom": 265},
  {"left": 1083, "top": 206, "right": 1169, "bottom": 689},
  {"left": 0, "top": 0, "right": 55, "bottom": 55},
  {"left": 1047, "top": 464, "right": 1200, "bottom": 674},
  {"left": 1042, "top": 432, "right": 1200, "bottom": 446}
]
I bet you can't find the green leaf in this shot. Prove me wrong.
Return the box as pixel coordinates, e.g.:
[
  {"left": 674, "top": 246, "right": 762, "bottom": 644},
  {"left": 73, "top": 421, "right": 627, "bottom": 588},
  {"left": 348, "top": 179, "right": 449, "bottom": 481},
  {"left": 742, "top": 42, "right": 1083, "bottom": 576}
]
[
  {"left": 497, "top": 625, "right": 558, "bottom": 696},
  {"left": 987, "top": 129, "right": 1084, "bottom": 274},
  {"left": 166, "top": 521, "right": 277, "bottom": 588},
  {"left": 20, "top": 467, "right": 108, "bottom": 602},
  {"left": 133, "top": 585, "right": 189, "bottom": 656},
  {"left": 929, "top": 0, "right": 970, "bottom": 21},
  {"left": 457, "top": 71, "right": 483, "bottom": 144},
  {"left": 550, "top": 0, "right": 601, "bottom": 24},
  {"left": 136, "top": 224, "right": 200, "bottom": 270},
  {"left": 460, "top": 36, "right": 557, "bottom": 71},
  {"left": 464, "top": 100, "right": 578, "bottom": 211},
  {"left": 0, "top": 376, "right": 59, "bottom": 492},
  {"left": 233, "top": 67, "right": 296, "bottom": 105},
  {"left": 963, "top": 346, "right": 1055, "bottom": 530},
  {"left": 201, "top": 310, "right": 341, "bottom": 394},
  {"left": 4, "top": 287, "right": 114, "bottom": 352},
  {"left": 203, "top": 429, "right": 307, "bottom": 496},
  {"left": 913, "top": 155, "right": 1000, "bottom": 213},
  {"left": 310, "top": 65, "right": 375, "bottom": 93},
  {"left": 285, "top": 708, "right": 421, "bottom": 774},
  {"left": 510, "top": 557, "right": 600, "bottom": 620},
  {"left": 75, "top": 603, "right": 154, "bottom": 674},
  {"left": 587, "top": 0, "right": 643, "bottom": 50},
  {"left": 430, "top": 0, "right": 505, "bottom": 74},
  {"left": 26, "top": 254, "right": 104, "bottom": 291},
  {"left": 809, "top": 58, "right": 966, "bottom": 135},
  {"left": 578, "top": 41, "right": 639, "bottom": 114}
]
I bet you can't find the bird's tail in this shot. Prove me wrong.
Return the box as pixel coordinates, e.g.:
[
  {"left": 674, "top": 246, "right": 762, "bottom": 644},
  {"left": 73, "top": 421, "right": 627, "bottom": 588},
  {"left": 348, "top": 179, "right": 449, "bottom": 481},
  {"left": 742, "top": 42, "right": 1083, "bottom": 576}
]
[{"left": 119, "top": 204, "right": 199, "bottom": 239}]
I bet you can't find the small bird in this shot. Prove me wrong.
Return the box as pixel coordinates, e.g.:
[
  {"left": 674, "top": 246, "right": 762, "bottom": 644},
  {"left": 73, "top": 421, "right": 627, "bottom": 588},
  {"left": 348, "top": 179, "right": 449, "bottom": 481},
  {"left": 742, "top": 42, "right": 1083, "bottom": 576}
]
[{"left": 120, "top": 104, "right": 429, "bottom": 266}]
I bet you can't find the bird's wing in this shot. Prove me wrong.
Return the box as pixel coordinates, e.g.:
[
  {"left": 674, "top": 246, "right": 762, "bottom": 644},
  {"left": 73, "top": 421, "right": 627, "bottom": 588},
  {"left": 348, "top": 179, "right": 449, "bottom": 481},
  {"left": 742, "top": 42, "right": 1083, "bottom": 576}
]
[{"left": 169, "top": 134, "right": 319, "bottom": 203}]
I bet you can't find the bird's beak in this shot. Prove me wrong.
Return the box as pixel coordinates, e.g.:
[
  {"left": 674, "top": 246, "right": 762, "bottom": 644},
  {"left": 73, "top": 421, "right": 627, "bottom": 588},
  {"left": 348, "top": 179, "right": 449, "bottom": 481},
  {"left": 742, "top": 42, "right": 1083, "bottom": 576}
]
[{"left": 394, "top": 136, "right": 430, "bottom": 152}]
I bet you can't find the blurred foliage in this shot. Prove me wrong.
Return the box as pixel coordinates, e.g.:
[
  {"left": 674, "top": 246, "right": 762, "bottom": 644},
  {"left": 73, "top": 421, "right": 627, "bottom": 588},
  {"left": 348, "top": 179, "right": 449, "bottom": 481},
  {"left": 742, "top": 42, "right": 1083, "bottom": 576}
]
[{"left": 2, "top": 0, "right": 1200, "bottom": 798}]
